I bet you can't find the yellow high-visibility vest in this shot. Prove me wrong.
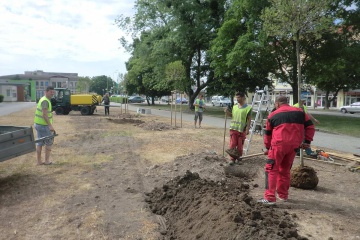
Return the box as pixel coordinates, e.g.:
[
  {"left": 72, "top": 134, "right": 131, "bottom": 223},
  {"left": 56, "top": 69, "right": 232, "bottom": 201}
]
[
  {"left": 194, "top": 98, "right": 204, "bottom": 111},
  {"left": 230, "top": 104, "right": 252, "bottom": 132},
  {"left": 34, "top": 96, "right": 53, "bottom": 125},
  {"left": 293, "top": 103, "right": 308, "bottom": 113}
]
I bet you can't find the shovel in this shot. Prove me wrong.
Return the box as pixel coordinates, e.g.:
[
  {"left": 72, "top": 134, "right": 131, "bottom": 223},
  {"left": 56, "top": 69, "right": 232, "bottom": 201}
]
[
  {"left": 239, "top": 152, "right": 264, "bottom": 160},
  {"left": 222, "top": 112, "right": 227, "bottom": 157}
]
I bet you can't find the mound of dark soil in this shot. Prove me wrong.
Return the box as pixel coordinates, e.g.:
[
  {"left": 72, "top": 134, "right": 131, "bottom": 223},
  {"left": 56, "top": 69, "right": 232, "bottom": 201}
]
[
  {"left": 291, "top": 166, "right": 319, "bottom": 189},
  {"left": 146, "top": 171, "right": 306, "bottom": 240}
]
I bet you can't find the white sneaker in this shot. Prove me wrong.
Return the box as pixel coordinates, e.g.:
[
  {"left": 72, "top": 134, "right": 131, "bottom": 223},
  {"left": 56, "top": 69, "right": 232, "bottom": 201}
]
[
  {"left": 277, "top": 194, "right": 288, "bottom": 202},
  {"left": 257, "top": 198, "right": 276, "bottom": 205}
]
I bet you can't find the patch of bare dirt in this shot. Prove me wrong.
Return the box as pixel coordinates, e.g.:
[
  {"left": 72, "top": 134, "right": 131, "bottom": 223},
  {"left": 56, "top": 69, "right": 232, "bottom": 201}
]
[
  {"left": 108, "top": 113, "right": 145, "bottom": 124},
  {"left": 138, "top": 120, "right": 176, "bottom": 131},
  {"left": 107, "top": 114, "right": 175, "bottom": 131},
  {"left": 0, "top": 108, "right": 359, "bottom": 240}
]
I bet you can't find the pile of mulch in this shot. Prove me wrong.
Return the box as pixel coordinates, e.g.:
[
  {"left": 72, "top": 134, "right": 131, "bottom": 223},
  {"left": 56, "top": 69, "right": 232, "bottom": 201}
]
[{"left": 145, "top": 171, "right": 307, "bottom": 240}]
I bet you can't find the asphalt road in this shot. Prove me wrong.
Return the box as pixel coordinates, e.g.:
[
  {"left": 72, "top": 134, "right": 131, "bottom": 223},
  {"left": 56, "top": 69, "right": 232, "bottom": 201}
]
[
  {"left": 1, "top": 102, "right": 359, "bottom": 155},
  {"left": 0, "top": 102, "right": 35, "bottom": 116}
]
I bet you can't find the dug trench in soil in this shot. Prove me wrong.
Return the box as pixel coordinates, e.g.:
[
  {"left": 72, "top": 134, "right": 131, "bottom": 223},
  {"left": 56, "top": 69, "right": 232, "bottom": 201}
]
[
  {"left": 87, "top": 116, "right": 360, "bottom": 239},
  {"left": 140, "top": 135, "right": 360, "bottom": 240},
  {"left": 142, "top": 152, "right": 307, "bottom": 240},
  {"left": 145, "top": 171, "right": 306, "bottom": 240}
]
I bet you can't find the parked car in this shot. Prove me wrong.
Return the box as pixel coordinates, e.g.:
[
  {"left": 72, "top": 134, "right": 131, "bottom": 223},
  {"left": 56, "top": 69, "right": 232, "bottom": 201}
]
[
  {"left": 161, "top": 96, "right": 171, "bottom": 103},
  {"left": 176, "top": 98, "right": 188, "bottom": 104},
  {"left": 340, "top": 102, "right": 360, "bottom": 114},
  {"left": 128, "top": 96, "right": 145, "bottom": 103},
  {"left": 211, "top": 96, "right": 231, "bottom": 107}
]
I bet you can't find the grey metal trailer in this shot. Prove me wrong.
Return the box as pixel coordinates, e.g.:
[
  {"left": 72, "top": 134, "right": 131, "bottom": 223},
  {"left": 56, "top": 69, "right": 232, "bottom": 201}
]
[{"left": 0, "top": 126, "right": 56, "bottom": 162}]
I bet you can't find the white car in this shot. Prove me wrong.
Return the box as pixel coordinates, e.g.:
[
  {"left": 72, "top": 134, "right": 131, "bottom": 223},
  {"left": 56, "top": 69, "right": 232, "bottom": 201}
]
[
  {"left": 211, "top": 96, "right": 231, "bottom": 107},
  {"left": 340, "top": 102, "right": 360, "bottom": 114}
]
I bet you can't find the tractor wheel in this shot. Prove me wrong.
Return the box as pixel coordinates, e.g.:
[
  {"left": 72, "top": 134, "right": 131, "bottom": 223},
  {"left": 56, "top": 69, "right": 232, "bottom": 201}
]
[
  {"left": 55, "top": 107, "right": 64, "bottom": 115},
  {"left": 80, "top": 107, "right": 90, "bottom": 115}
]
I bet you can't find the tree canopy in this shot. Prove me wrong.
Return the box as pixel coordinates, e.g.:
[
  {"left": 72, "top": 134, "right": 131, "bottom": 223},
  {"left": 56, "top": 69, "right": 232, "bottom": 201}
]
[
  {"left": 261, "top": 0, "right": 334, "bottom": 104},
  {"left": 113, "top": 0, "right": 359, "bottom": 107},
  {"left": 89, "top": 75, "right": 114, "bottom": 96}
]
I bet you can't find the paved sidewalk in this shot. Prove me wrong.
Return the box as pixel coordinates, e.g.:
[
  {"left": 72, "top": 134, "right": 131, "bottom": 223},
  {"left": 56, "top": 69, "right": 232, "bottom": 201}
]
[{"left": 124, "top": 104, "right": 360, "bottom": 155}]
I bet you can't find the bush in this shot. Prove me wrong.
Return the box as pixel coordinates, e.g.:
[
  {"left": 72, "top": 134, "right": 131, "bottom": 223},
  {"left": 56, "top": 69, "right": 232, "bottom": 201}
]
[{"left": 0, "top": 95, "right": 4, "bottom": 103}]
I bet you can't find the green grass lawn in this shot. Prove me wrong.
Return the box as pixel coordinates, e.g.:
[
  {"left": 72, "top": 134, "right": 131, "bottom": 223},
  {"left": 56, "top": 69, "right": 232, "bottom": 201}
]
[
  {"left": 134, "top": 103, "right": 360, "bottom": 138},
  {"left": 310, "top": 114, "right": 360, "bottom": 137}
]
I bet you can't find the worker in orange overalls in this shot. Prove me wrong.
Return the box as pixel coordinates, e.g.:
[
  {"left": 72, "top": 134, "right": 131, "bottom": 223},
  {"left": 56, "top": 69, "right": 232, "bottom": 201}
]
[{"left": 258, "top": 96, "right": 315, "bottom": 205}]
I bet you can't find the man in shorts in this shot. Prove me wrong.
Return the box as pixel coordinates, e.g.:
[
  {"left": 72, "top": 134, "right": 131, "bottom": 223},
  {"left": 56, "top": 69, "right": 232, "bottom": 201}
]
[
  {"left": 34, "top": 86, "right": 55, "bottom": 165},
  {"left": 194, "top": 94, "right": 206, "bottom": 128}
]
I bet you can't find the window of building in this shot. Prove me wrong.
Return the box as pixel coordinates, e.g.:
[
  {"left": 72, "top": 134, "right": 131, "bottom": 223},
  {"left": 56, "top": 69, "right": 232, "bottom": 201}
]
[
  {"left": 40, "top": 81, "right": 44, "bottom": 86},
  {"left": 36, "top": 81, "right": 39, "bottom": 86},
  {"left": 6, "top": 89, "right": 11, "bottom": 97}
]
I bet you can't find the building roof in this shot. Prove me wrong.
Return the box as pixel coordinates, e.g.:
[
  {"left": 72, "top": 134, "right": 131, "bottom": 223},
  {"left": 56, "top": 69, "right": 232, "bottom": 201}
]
[{"left": 0, "top": 70, "right": 78, "bottom": 81}]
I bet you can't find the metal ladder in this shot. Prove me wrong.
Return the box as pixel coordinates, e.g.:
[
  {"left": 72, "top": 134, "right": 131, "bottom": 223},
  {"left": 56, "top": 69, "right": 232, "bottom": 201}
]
[{"left": 243, "top": 86, "right": 272, "bottom": 155}]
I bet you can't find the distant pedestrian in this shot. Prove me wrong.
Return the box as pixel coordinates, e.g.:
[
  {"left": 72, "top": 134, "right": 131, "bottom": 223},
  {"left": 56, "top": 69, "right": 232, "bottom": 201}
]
[
  {"left": 34, "top": 86, "right": 55, "bottom": 166},
  {"left": 293, "top": 98, "right": 320, "bottom": 124},
  {"left": 258, "top": 96, "right": 315, "bottom": 205},
  {"left": 224, "top": 92, "right": 252, "bottom": 165},
  {"left": 194, "top": 94, "right": 206, "bottom": 128},
  {"left": 103, "top": 93, "right": 110, "bottom": 115}
]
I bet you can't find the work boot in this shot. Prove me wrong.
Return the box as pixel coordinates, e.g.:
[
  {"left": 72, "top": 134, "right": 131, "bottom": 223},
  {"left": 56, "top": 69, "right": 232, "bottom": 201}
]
[
  {"left": 228, "top": 159, "right": 235, "bottom": 166},
  {"left": 235, "top": 159, "right": 243, "bottom": 165}
]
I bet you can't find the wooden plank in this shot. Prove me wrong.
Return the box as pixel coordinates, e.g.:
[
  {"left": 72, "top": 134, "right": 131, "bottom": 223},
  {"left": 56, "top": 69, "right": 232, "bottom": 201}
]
[
  {"left": 327, "top": 152, "right": 360, "bottom": 163},
  {"left": 295, "top": 156, "right": 346, "bottom": 166}
]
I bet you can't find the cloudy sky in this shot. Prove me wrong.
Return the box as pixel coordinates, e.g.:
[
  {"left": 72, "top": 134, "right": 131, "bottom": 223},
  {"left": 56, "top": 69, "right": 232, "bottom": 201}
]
[{"left": 0, "top": 0, "right": 135, "bottom": 81}]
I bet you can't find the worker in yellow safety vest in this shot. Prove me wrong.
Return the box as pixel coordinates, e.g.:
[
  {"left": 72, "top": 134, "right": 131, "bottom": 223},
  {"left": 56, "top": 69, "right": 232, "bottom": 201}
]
[
  {"left": 34, "top": 86, "right": 55, "bottom": 166},
  {"left": 224, "top": 92, "right": 252, "bottom": 165},
  {"left": 293, "top": 98, "right": 320, "bottom": 124}
]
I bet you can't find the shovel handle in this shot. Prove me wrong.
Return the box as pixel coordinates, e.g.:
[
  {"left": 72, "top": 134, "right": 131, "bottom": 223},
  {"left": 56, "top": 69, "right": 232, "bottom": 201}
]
[
  {"left": 240, "top": 152, "right": 264, "bottom": 160},
  {"left": 222, "top": 112, "right": 227, "bottom": 157}
]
